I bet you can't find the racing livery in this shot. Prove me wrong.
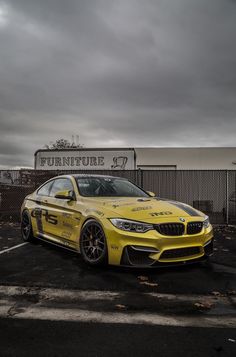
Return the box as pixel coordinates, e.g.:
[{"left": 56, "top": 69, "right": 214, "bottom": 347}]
[{"left": 21, "top": 174, "right": 214, "bottom": 267}]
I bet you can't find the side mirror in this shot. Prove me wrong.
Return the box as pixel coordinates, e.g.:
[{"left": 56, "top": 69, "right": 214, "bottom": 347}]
[
  {"left": 55, "top": 190, "right": 75, "bottom": 200},
  {"left": 146, "top": 191, "right": 156, "bottom": 197}
]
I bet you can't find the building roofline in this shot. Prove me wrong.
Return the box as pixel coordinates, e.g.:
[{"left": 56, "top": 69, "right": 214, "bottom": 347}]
[
  {"left": 34, "top": 148, "right": 135, "bottom": 156},
  {"left": 134, "top": 146, "right": 236, "bottom": 149},
  {"left": 35, "top": 147, "right": 236, "bottom": 157}
]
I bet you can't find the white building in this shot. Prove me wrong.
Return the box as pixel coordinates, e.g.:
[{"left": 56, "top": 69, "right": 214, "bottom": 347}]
[
  {"left": 34, "top": 147, "right": 236, "bottom": 171},
  {"left": 135, "top": 147, "right": 236, "bottom": 170}
]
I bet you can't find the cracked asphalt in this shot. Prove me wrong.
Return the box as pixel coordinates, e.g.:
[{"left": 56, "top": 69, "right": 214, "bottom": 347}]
[{"left": 0, "top": 222, "right": 236, "bottom": 356}]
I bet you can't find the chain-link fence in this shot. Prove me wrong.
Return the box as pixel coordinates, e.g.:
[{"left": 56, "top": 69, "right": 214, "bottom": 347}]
[{"left": 0, "top": 169, "right": 235, "bottom": 223}]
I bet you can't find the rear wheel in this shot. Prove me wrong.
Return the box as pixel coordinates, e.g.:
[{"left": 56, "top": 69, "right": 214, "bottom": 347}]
[
  {"left": 21, "top": 211, "right": 35, "bottom": 242},
  {"left": 80, "top": 220, "right": 108, "bottom": 266}
]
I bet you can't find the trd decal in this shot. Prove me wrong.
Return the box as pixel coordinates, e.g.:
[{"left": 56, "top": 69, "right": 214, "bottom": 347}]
[
  {"left": 31, "top": 208, "right": 58, "bottom": 225},
  {"left": 149, "top": 211, "right": 173, "bottom": 217}
]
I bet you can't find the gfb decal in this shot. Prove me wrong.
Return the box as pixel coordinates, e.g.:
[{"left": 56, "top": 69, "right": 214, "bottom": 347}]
[
  {"left": 31, "top": 208, "right": 58, "bottom": 225},
  {"left": 149, "top": 211, "right": 173, "bottom": 217}
]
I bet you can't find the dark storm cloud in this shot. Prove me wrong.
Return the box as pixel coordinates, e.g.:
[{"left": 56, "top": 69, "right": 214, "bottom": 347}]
[{"left": 0, "top": 0, "right": 236, "bottom": 167}]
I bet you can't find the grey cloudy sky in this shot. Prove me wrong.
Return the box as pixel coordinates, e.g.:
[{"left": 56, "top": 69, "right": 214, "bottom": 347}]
[{"left": 0, "top": 0, "right": 236, "bottom": 168}]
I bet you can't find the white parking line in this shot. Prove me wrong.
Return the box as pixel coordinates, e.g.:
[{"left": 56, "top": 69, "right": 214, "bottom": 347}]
[
  {"left": 1, "top": 304, "right": 236, "bottom": 328},
  {"left": 0, "top": 242, "right": 28, "bottom": 255},
  {"left": 0, "top": 285, "right": 236, "bottom": 328}
]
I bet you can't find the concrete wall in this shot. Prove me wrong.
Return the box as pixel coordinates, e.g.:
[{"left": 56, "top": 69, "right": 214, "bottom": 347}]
[{"left": 135, "top": 148, "right": 236, "bottom": 170}]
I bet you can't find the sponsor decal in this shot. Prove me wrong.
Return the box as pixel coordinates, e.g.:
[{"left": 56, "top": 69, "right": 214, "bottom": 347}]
[
  {"left": 61, "top": 239, "right": 71, "bottom": 247},
  {"left": 62, "top": 212, "right": 71, "bottom": 218},
  {"left": 85, "top": 208, "right": 104, "bottom": 216},
  {"left": 62, "top": 221, "right": 73, "bottom": 228},
  {"left": 149, "top": 211, "right": 173, "bottom": 217},
  {"left": 31, "top": 208, "right": 44, "bottom": 234},
  {"left": 131, "top": 206, "right": 153, "bottom": 212},
  {"left": 112, "top": 202, "right": 135, "bottom": 208},
  {"left": 111, "top": 244, "right": 119, "bottom": 250},
  {"left": 94, "top": 210, "right": 104, "bottom": 217},
  {"left": 137, "top": 198, "right": 151, "bottom": 202},
  {"left": 61, "top": 231, "right": 72, "bottom": 239},
  {"left": 31, "top": 208, "right": 58, "bottom": 225}
]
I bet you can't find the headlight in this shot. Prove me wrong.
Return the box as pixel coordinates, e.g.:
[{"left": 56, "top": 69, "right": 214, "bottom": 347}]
[
  {"left": 110, "top": 218, "right": 153, "bottom": 233},
  {"left": 203, "top": 216, "right": 210, "bottom": 228}
]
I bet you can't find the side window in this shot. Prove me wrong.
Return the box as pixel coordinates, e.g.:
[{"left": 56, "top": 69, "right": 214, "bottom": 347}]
[
  {"left": 50, "top": 179, "right": 74, "bottom": 197},
  {"left": 37, "top": 181, "right": 54, "bottom": 196}
]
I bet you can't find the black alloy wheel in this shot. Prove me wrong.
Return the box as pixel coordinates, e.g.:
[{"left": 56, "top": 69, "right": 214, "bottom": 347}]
[
  {"left": 80, "top": 220, "right": 108, "bottom": 266},
  {"left": 21, "top": 211, "right": 34, "bottom": 242}
]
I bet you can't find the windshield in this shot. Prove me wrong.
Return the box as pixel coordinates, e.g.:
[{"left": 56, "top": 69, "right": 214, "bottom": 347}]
[{"left": 76, "top": 177, "right": 149, "bottom": 197}]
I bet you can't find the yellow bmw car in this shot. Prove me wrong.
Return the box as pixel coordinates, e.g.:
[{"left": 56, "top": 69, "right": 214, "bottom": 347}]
[{"left": 21, "top": 174, "right": 214, "bottom": 267}]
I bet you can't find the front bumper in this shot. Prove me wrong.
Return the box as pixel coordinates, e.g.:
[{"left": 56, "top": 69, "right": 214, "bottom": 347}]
[
  {"left": 120, "top": 239, "right": 214, "bottom": 267},
  {"left": 105, "top": 221, "right": 214, "bottom": 267}
]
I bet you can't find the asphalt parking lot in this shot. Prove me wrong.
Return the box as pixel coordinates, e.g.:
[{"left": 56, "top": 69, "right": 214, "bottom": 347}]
[{"left": 0, "top": 222, "right": 236, "bottom": 356}]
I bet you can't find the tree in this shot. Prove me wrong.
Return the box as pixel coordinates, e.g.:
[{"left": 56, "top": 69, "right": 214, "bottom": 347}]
[{"left": 45, "top": 137, "right": 83, "bottom": 150}]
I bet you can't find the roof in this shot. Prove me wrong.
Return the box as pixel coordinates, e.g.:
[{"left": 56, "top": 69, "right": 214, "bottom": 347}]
[
  {"left": 34, "top": 148, "right": 134, "bottom": 155},
  {"left": 57, "top": 174, "right": 128, "bottom": 180}
]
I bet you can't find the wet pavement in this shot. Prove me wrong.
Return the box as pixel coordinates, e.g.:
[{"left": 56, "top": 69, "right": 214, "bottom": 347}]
[
  {"left": 0, "top": 222, "right": 235, "bottom": 356},
  {"left": 0, "top": 319, "right": 235, "bottom": 357},
  {"left": 0, "top": 222, "right": 235, "bottom": 294}
]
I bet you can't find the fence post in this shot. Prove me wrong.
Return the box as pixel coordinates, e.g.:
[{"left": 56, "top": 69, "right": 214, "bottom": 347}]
[
  {"left": 226, "top": 170, "right": 229, "bottom": 225},
  {"left": 138, "top": 168, "right": 143, "bottom": 187}
]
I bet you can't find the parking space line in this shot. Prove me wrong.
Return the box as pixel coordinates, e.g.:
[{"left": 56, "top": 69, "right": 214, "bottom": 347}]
[
  {"left": 0, "top": 285, "right": 236, "bottom": 328},
  {"left": 0, "top": 304, "right": 236, "bottom": 328},
  {"left": 0, "top": 242, "right": 28, "bottom": 255}
]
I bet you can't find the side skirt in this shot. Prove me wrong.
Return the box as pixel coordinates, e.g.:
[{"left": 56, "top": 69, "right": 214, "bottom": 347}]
[{"left": 36, "top": 233, "right": 79, "bottom": 254}]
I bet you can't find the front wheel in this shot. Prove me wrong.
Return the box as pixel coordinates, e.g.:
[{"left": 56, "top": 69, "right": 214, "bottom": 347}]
[
  {"left": 80, "top": 220, "right": 108, "bottom": 266},
  {"left": 21, "top": 211, "right": 35, "bottom": 242}
]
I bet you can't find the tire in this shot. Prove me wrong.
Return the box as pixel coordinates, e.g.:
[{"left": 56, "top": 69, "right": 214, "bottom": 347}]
[
  {"left": 79, "top": 219, "right": 108, "bottom": 266},
  {"left": 21, "top": 211, "right": 35, "bottom": 242}
]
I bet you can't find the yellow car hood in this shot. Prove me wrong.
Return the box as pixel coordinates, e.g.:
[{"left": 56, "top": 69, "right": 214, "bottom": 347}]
[{"left": 85, "top": 197, "right": 204, "bottom": 222}]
